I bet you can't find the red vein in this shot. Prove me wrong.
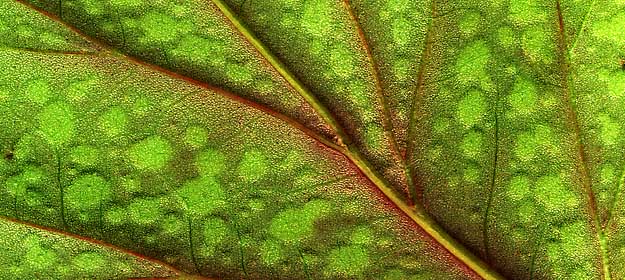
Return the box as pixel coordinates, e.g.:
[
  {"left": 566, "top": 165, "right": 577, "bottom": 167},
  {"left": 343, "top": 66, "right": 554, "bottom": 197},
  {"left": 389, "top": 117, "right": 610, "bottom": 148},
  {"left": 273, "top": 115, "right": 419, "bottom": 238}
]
[
  {"left": 0, "top": 216, "right": 204, "bottom": 279},
  {"left": 405, "top": 0, "right": 437, "bottom": 205},
  {"left": 341, "top": 0, "right": 417, "bottom": 205},
  {"left": 555, "top": 1, "right": 610, "bottom": 279}
]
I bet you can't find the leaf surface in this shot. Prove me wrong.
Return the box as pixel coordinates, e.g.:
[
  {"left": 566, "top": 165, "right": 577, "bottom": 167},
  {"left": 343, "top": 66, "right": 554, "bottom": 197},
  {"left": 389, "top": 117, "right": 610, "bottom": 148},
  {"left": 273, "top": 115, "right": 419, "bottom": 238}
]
[{"left": 1, "top": 0, "right": 624, "bottom": 279}]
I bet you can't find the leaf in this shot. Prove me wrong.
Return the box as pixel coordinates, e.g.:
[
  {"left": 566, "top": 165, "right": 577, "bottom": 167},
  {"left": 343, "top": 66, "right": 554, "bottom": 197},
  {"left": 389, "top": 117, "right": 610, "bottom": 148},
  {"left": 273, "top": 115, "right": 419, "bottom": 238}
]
[{"left": 1, "top": 0, "right": 623, "bottom": 279}]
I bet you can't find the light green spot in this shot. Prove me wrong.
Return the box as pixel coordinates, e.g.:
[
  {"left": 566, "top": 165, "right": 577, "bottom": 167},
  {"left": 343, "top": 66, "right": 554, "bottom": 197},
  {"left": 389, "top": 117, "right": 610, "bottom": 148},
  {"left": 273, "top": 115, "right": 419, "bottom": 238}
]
[
  {"left": 238, "top": 149, "right": 269, "bottom": 182},
  {"left": 393, "top": 59, "right": 411, "bottom": 80},
  {"left": 99, "top": 107, "right": 127, "bottom": 138},
  {"left": 26, "top": 79, "right": 51, "bottom": 105},
  {"left": 105, "top": 207, "right": 126, "bottom": 225},
  {"left": 326, "top": 245, "right": 369, "bottom": 277},
  {"left": 597, "top": 113, "right": 620, "bottom": 146},
  {"left": 226, "top": 63, "right": 253, "bottom": 84},
  {"left": 110, "top": 0, "right": 143, "bottom": 9},
  {"left": 455, "top": 41, "right": 491, "bottom": 88},
  {"left": 177, "top": 177, "right": 226, "bottom": 216},
  {"left": 497, "top": 26, "right": 515, "bottom": 48},
  {"left": 23, "top": 235, "right": 58, "bottom": 270},
  {"left": 522, "top": 26, "right": 555, "bottom": 64},
  {"left": 184, "top": 126, "right": 208, "bottom": 148},
  {"left": 365, "top": 123, "right": 384, "bottom": 149},
  {"left": 509, "top": 0, "right": 546, "bottom": 26},
  {"left": 392, "top": 17, "right": 412, "bottom": 45},
  {"left": 269, "top": 200, "right": 331, "bottom": 243},
  {"left": 507, "top": 176, "right": 531, "bottom": 201},
  {"left": 301, "top": 0, "right": 334, "bottom": 37},
  {"left": 203, "top": 217, "right": 229, "bottom": 251},
  {"left": 514, "top": 131, "right": 538, "bottom": 162},
  {"left": 70, "top": 146, "right": 99, "bottom": 168},
  {"left": 329, "top": 44, "right": 355, "bottom": 78},
  {"left": 38, "top": 102, "right": 75, "bottom": 147},
  {"left": 461, "top": 131, "right": 483, "bottom": 159},
  {"left": 196, "top": 149, "right": 225, "bottom": 177},
  {"left": 459, "top": 12, "right": 481, "bottom": 36},
  {"left": 463, "top": 165, "right": 480, "bottom": 183},
  {"left": 534, "top": 175, "right": 580, "bottom": 213},
  {"left": 73, "top": 252, "right": 107, "bottom": 273},
  {"left": 65, "top": 175, "right": 111, "bottom": 214},
  {"left": 517, "top": 201, "right": 535, "bottom": 224},
  {"left": 592, "top": 12, "right": 625, "bottom": 44},
  {"left": 509, "top": 78, "right": 537, "bottom": 114},
  {"left": 457, "top": 90, "right": 486, "bottom": 128},
  {"left": 260, "top": 239, "right": 284, "bottom": 265},
  {"left": 171, "top": 35, "right": 227, "bottom": 67},
  {"left": 140, "top": 12, "right": 181, "bottom": 43},
  {"left": 128, "top": 198, "right": 163, "bottom": 225},
  {"left": 350, "top": 227, "right": 373, "bottom": 245},
  {"left": 129, "top": 136, "right": 173, "bottom": 171}
]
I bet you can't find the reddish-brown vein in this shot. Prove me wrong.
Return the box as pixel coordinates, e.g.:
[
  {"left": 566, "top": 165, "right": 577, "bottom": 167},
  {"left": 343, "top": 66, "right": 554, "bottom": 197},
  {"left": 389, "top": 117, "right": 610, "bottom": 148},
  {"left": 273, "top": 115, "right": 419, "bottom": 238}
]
[
  {"left": 555, "top": 1, "right": 610, "bottom": 279},
  {"left": 405, "top": 0, "right": 437, "bottom": 206},
  {"left": 341, "top": 0, "right": 418, "bottom": 206},
  {"left": 0, "top": 216, "right": 207, "bottom": 279}
]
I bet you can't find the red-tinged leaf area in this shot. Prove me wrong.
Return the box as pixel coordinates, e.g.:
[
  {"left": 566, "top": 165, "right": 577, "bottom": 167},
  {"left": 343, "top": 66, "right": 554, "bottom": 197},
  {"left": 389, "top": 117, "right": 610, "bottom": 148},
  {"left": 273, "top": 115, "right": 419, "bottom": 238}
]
[
  {"left": 0, "top": 217, "right": 178, "bottom": 279},
  {"left": 0, "top": 47, "right": 476, "bottom": 279},
  {"left": 3, "top": 0, "right": 625, "bottom": 279}
]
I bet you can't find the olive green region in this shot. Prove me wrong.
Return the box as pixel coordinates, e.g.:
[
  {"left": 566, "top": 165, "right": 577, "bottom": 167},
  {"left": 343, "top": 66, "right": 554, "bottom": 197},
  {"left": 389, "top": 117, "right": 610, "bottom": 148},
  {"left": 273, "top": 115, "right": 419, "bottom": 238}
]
[
  {"left": 25, "top": 0, "right": 334, "bottom": 142},
  {"left": 223, "top": 0, "right": 411, "bottom": 201},
  {"left": 0, "top": 50, "right": 471, "bottom": 280},
  {"left": 6, "top": 0, "right": 625, "bottom": 279},
  {"left": 407, "top": 0, "right": 619, "bottom": 279},
  {"left": 0, "top": 218, "right": 177, "bottom": 279},
  {"left": 0, "top": 0, "right": 93, "bottom": 52}
]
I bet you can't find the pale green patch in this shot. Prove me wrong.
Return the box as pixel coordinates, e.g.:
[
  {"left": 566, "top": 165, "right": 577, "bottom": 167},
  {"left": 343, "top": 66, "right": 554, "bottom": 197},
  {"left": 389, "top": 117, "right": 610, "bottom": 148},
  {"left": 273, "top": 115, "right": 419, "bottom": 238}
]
[
  {"left": 65, "top": 175, "right": 111, "bottom": 214},
  {"left": 25, "top": 79, "right": 51, "bottom": 105},
  {"left": 203, "top": 217, "right": 229, "bottom": 252},
  {"left": 456, "top": 90, "right": 486, "bottom": 128},
  {"left": 110, "top": 0, "right": 143, "bottom": 9},
  {"left": 238, "top": 149, "right": 269, "bottom": 182},
  {"left": 260, "top": 239, "right": 284, "bottom": 265},
  {"left": 392, "top": 59, "right": 411, "bottom": 81},
  {"left": 455, "top": 41, "right": 491, "bottom": 88},
  {"left": 517, "top": 201, "right": 535, "bottom": 224},
  {"left": 269, "top": 200, "right": 331, "bottom": 243},
  {"left": 597, "top": 70, "right": 625, "bottom": 98},
  {"left": 508, "top": 0, "right": 546, "bottom": 26},
  {"left": 301, "top": 0, "right": 334, "bottom": 37},
  {"left": 508, "top": 78, "right": 537, "bottom": 114},
  {"left": 522, "top": 26, "right": 555, "bottom": 64},
  {"left": 78, "top": 0, "right": 105, "bottom": 16},
  {"left": 161, "top": 216, "right": 184, "bottom": 236},
  {"left": 177, "top": 177, "right": 226, "bottom": 216},
  {"left": 329, "top": 44, "right": 355, "bottom": 78},
  {"left": 38, "top": 102, "right": 75, "bottom": 147},
  {"left": 196, "top": 148, "right": 226, "bottom": 177},
  {"left": 70, "top": 146, "right": 99, "bottom": 168},
  {"left": 129, "top": 136, "right": 173, "bottom": 171},
  {"left": 514, "top": 131, "right": 538, "bottom": 162},
  {"left": 73, "top": 252, "right": 107, "bottom": 273},
  {"left": 350, "top": 227, "right": 373, "bottom": 245},
  {"left": 592, "top": 12, "right": 625, "bottom": 44},
  {"left": 392, "top": 17, "right": 412, "bottom": 45},
  {"left": 461, "top": 131, "right": 483, "bottom": 159},
  {"left": 534, "top": 175, "right": 580, "bottom": 213},
  {"left": 23, "top": 235, "right": 58, "bottom": 271},
  {"left": 139, "top": 12, "right": 181, "bottom": 43},
  {"left": 463, "top": 165, "right": 480, "bottom": 183},
  {"left": 99, "top": 107, "right": 128, "bottom": 138},
  {"left": 66, "top": 76, "right": 100, "bottom": 102},
  {"left": 105, "top": 207, "right": 127, "bottom": 226},
  {"left": 225, "top": 63, "right": 253, "bottom": 84},
  {"left": 507, "top": 176, "right": 531, "bottom": 201},
  {"left": 365, "top": 123, "right": 384, "bottom": 150},
  {"left": 597, "top": 113, "right": 620, "bottom": 146},
  {"left": 459, "top": 12, "right": 481, "bottom": 36},
  {"left": 497, "top": 26, "right": 515, "bottom": 48},
  {"left": 128, "top": 198, "right": 163, "bottom": 225},
  {"left": 184, "top": 126, "right": 208, "bottom": 149},
  {"left": 326, "top": 245, "right": 369, "bottom": 277},
  {"left": 171, "top": 35, "right": 227, "bottom": 67}
]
